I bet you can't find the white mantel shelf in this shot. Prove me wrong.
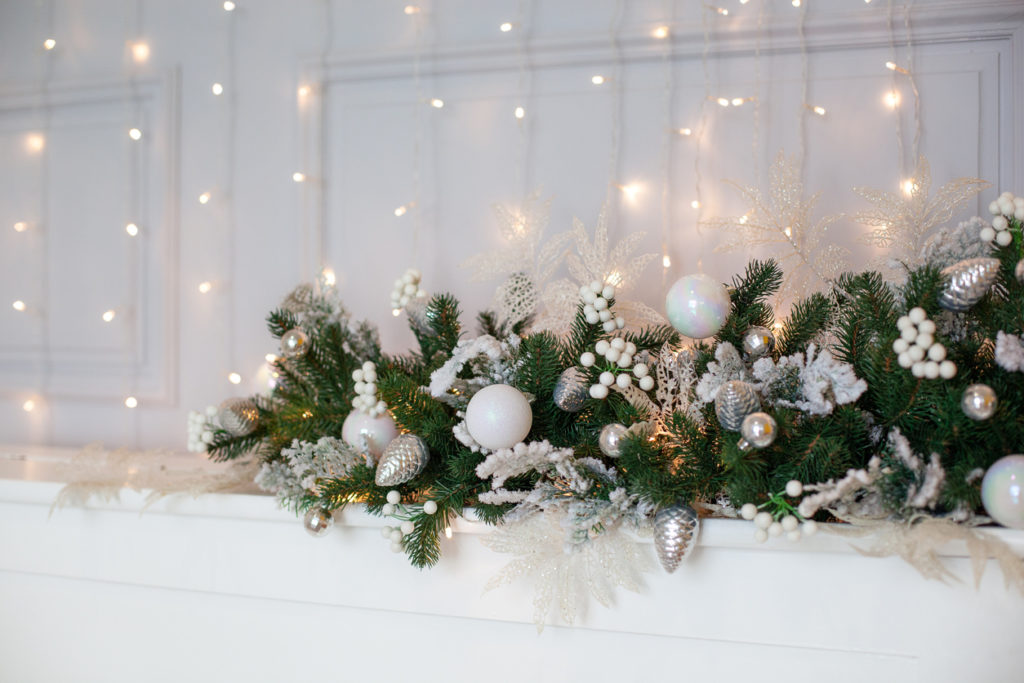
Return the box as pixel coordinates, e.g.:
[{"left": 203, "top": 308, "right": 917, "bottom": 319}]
[{"left": 1, "top": 447, "right": 1022, "bottom": 682}]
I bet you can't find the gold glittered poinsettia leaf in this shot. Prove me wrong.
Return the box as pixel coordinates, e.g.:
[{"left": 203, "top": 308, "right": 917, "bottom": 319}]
[
  {"left": 707, "top": 152, "right": 847, "bottom": 302},
  {"left": 854, "top": 156, "right": 989, "bottom": 270}
]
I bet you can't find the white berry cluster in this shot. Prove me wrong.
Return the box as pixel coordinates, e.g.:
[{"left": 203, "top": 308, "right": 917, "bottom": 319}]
[
  {"left": 893, "top": 307, "right": 957, "bottom": 380},
  {"left": 740, "top": 480, "right": 818, "bottom": 543},
  {"left": 580, "top": 337, "right": 654, "bottom": 399},
  {"left": 984, "top": 191, "right": 1024, "bottom": 246},
  {"left": 380, "top": 490, "right": 438, "bottom": 553},
  {"left": 390, "top": 268, "right": 425, "bottom": 311},
  {"left": 579, "top": 281, "right": 626, "bottom": 333},
  {"left": 186, "top": 406, "right": 219, "bottom": 453},
  {"left": 352, "top": 361, "right": 387, "bottom": 417}
]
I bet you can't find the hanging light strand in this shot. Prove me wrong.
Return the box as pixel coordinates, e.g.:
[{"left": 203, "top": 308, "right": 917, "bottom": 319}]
[
  {"left": 604, "top": 0, "right": 626, "bottom": 226},
  {"left": 658, "top": 0, "right": 677, "bottom": 282},
  {"left": 512, "top": 0, "right": 535, "bottom": 198}
]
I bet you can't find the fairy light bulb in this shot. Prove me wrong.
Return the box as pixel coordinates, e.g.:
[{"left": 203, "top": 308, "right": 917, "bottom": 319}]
[
  {"left": 691, "top": 200, "right": 700, "bottom": 209},
  {"left": 445, "top": 526, "right": 453, "bottom": 539},
  {"left": 591, "top": 75, "right": 606, "bottom": 85},
  {"left": 212, "top": 82, "right": 224, "bottom": 95},
  {"left": 101, "top": 309, "right": 116, "bottom": 322},
  {"left": 792, "top": 0, "right": 801, "bottom": 7},
  {"left": 618, "top": 183, "right": 642, "bottom": 203},
  {"left": 297, "top": 85, "right": 311, "bottom": 98},
  {"left": 392, "top": 308, "right": 401, "bottom": 317},
  {"left": 131, "top": 42, "right": 150, "bottom": 62},
  {"left": 22, "top": 399, "right": 36, "bottom": 412},
  {"left": 731, "top": 98, "right": 744, "bottom": 106},
  {"left": 717, "top": 97, "right": 730, "bottom": 107},
  {"left": 198, "top": 281, "right": 213, "bottom": 294},
  {"left": 716, "top": 7, "right": 729, "bottom": 16},
  {"left": 223, "top": 1, "right": 236, "bottom": 11},
  {"left": 129, "top": 128, "right": 142, "bottom": 140},
  {"left": 784, "top": 226, "right": 793, "bottom": 237},
  {"left": 404, "top": 5, "right": 421, "bottom": 14},
  {"left": 228, "top": 372, "right": 242, "bottom": 385},
  {"left": 678, "top": 127, "right": 692, "bottom": 136},
  {"left": 430, "top": 98, "right": 444, "bottom": 108},
  {"left": 13, "top": 222, "right": 28, "bottom": 233},
  {"left": 739, "top": 214, "right": 749, "bottom": 224},
  {"left": 125, "top": 222, "right": 139, "bottom": 236},
  {"left": 124, "top": 396, "right": 138, "bottom": 408},
  {"left": 901, "top": 179, "right": 918, "bottom": 196},
  {"left": 322, "top": 268, "right": 336, "bottom": 286},
  {"left": 884, "top": 90, "right": 901, "bottom": 109},
  {"left": 26, "top": 134, "right": 45, "bottom": 152},
  {"left": 265, "top": 353, "right": 277, "bottom": 363},
  {"left": 514, "top": 106, "right": 525, "bottom": 120},
  {"left": 198, "top": 192, "right": 211, "bottom": 204},
  {"left": 652, "top": 25, "right": 669, "bottom": 39},
  {"left": 394, "top": 205, "right": 408, "bottom": 217},
  {"left": 292, "top": 172, "right": 306, "bottom": 182},
  {"left": 12, "top": 300, "right": 26, "bottom": 312},
  {"left": 499, "top": 22, "right": 513, "bottom": 32},
  {"left": 812, "top": 105, "right": 826, "bottom": 116},
  {"left": 662, "top": 254, "right": 672, "bottom": 268},
  {"left": 43, "top": 38, "right": 56, "bottom": 50}
]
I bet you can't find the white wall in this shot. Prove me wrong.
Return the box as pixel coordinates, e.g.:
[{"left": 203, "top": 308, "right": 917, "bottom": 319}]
[{"left": 0, "top": 0, "right": 1022, "bottom": 450}]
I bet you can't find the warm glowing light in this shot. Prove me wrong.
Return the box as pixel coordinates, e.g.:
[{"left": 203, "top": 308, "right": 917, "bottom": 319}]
[
  {"left": 678, "top": 127, "right": 692, "bottom": 136},
  {"left": 430, "top": 98, "right": 444, "bottom": 108},
  {"left": 514, "top": 106, "right": 525, "bottom": 119},
  {"left": 223, "top": 1, "right": 236, "bottom": 10},
  {"left": 784, "top": 226, "right": 793, "bottom": 237},
  {"left": 12, "top": 300, "right": 26, "bottom": 312},
  {"left": 129, "top": 128, "right": 142, "bottom": 140},
  {"left": 43, "top": 38, "right": 56, "bottom": 50},
  {"left": 716, "top": 7, "right": 729, "bottom": 16},
  {"left": 652, "top": 25, "right": 669, "bottom": 39},
  {"left": 322, "top": 268, "right": 336, "bottom": 286},
  {"left": 228, "top": 372, "right": 242, "bottom": 385},
  {"left": 812, "top": 105, "right": 826, "bottom": 116},
  {"left": 392, "top": 308, "right": 401, "bottom": 317},
  {"left": 591, "top": 75, "right": 606, "bottom": 85},
  {"left": 662, "top": 254, "right": 671, "bottom": 268},
  {"left": 618, "top": 183, "right": 642, "bottom": 202},
  {"left": 691, "top": 200, "right": 701, "bottom": 209},
  {"left": 131, "top": 42, "right": 150, "bottom": 62},
  {"left": 901, "top": 179, "right": 919, "bottom": 196},
  {"left": 125, "top": 222, "right": 139, "bottom": 236},
  {"left": 885, "top": 61, "right": 910, "bottom": 75},
  {"left": 102, "top": 309, "right": 116, "bottom": 322},
  {"left": 394, "top": 205, "right": 408, "bottom": 217},
  {"left": 792, "top": 0, "right": 801, "bottom": 6},
  {"left": 717, "top": 97, "right": 730, "bottom": 107},
  {"left": 198, "top": 192, "right": 211, "bottom": 204},
  {"left": 13, "top": 222, "right": 28, "bottom": 233},
  {"left": 22, "top": 399, "right": 35, "bottom": 412},
  {"left": 404, "top": 5, "right": 421, "bottom": 14},
  {"left": 740, "top": 0, "right": 750, "bottom": 3},
  {"left": 732, "top": 98, "right": 745, "bottom": 106},
  {"left": 739, "top": 214, "right": 749, "bottom": 224},
  {"left": 444, "top": 526, "right": 453, "bottom": 539},
  {"left": 500, "top": 22, "right": 513, "bottom": 32},
  {"left": 211, "top": 82, "right": 224, "bottom": 95},
  {"left": 297, "top": 85, "right": 311, "bottom": 97},
  {"left": 292, "top": 172, "right": 306, "bottom": 182},
  {"left": 198, "top": 281, "right": 213, "bottom": 294},
  {"left": 773, "top": 321, "right": 784, "bottom": 330},
  {"left": 26, "top": 134, "right": 45, "bottom": 152},
  {"left": 124, "top": 396, "right": 138, "bottom": 408},
  {"left": 884, "top": 90, "right": 901, "bottom": 109}
]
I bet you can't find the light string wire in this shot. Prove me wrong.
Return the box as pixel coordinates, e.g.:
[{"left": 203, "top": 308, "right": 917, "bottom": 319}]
[
  {"left": 658, "top": 0, "right": 677, "bottom": 285},
  {"left": 693, "top": 1, "right": 713, "bottom": 271},
  {"left": 317, "top": 0, "right": 335, "bottom": 275},
  {"left": 513, "top": 0, "right": 535, "bottom": 199},
  {"left": 885, "top": 0, "right": 907, "bottom": 179},
  {"left": 751, "top": 0, "right": 764, "bottom": 190},
  {"left": 903, "top": 0, "right": 921, "bottom": 164},
  {"left": 125, "top": 0, "right": 145, "bottom": 440},
  {"left": 411, "top": 8, "right": 424, "bottom": 265},
  {"left": 796, "top": 0, "right": 809, "bottom": 180},
  {"left": 224, "top": 1, "right": 239, "bottom": 383},
  {"left": 604, "top": 0, "right": 625, "bottom": 226}
]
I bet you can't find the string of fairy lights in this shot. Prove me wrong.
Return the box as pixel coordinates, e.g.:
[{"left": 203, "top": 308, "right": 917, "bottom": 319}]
[{"left": 8, "top": 0, "right": 930, "bottom": 434}]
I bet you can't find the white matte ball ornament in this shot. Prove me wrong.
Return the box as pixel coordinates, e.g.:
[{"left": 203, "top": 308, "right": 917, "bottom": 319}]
[
  {"left": 342, "top": 410, "right": 399, "bottom": 458},
  {"left": 981, "top": 455, "right": 1024, "bottom": 529},
  {"left": 464, "top": 384, "right": 533, "bottom": 450},
  {"left": 665, "top": 273, "right": 731, "bottom": 339}
]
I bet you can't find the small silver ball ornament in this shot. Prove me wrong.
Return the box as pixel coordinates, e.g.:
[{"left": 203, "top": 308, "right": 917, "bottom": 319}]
[
  {"left": 217, "top": 397, "right": 259, "bottom": 437},
  {"left": 962, "top": 383, "right": 998, "bottom": 421},
  {"left": 553, "top": 367, "right": 589, "bottom": 412},
  {"left": 598, "top": 423, "right": 628, "bottom": 458},
  {"left": 280, "top": 327, "right": 310, "bottom": 358},
  {"left": 303, "top": 507, "right": 334, "bottom": 537},
  {"left": 738, "top": 411, "right": 777, "bottom": 451},
  {"left": 741, "top": 326, "right": 776, "bottom": 359}
]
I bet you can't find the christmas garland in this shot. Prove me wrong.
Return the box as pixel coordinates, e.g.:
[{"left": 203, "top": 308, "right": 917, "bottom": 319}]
[{"left": 188, "top": 190, "right": 1024, "bottom": 619}]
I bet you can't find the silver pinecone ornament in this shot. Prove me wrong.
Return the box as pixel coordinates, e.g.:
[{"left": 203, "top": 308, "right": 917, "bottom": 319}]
[
  {"left": 937, "top": 257, "right": 1000, "bottom": 311},
  {"left": 217, "top": 397, "right": 259, "bottom": 436},
  {"left": 553, "top": 367, "right": 589, "bottom": 412},
  {"left": 375, "top": 434, "right": 430, "bottom": 486},
  {"left": 654, "top": 503, "right": 700, "bottom": 573},
  {"left": 715, "top": 380, "right": 760, "bottom": 431}
]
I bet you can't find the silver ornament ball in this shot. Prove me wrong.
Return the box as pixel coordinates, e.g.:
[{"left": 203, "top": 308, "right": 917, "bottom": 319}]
[
  {"left": 742, "top": 326, "right": 776, "bottom": 359},
  {"left": 553, "top": 367, "right": 590, "bottom": 412},
  {"left": 962, "top": 383, "right": 998, "bottom": 421},
  {"left": 654, "top": 503, "right": 700, "bottom": 573},
  {"left": 375, "top": 433, "right": 431, "bottom": 486},
  {"left": 303, "top": 507, "right": 334, "bottom": 537},
  {"left": 217, "top": 397, "right": 259, "bottom": 437},
  {"left": 715, "top": 380, "right": 760, "bottom": 432},
  {"left": 937, "top": 257, "right": 1000, "bottom": 312},
  {"left": 598, "top": 423, "right": 628, "bottom": 458},
  {"left": 738, "top": 411, "right": 777, "bottom": 450},
  {"left": 280, "top": 327, "right": 310, "bottom": 358}
]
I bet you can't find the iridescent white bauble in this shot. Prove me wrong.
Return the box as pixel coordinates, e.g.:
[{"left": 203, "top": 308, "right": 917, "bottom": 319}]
[
  {"left": 464, "top": 384, "right": 533, "bottom": 450},
  {"left": 981, "top": 455, "right": 1024, "bottom": 529},
  {"left": 280, "top": 328, "right": 310, "bottom": 358},
  {"left": 598, "top": 423, "right": 628, "bottom": 458},
  {"left": 961, "top": 384, "right": 998, "bottom": 421},
  {"left": 738, "top": 411, "right": 777, "bottom": 450},
  {"left": 342, "top": 409, "right": 398, "bottom": 458},
  {"left": 303, "top": 507, "right": 334, "bottom": 537},
  {"left": 665, "top": 273, "right": 731, "bottom": 339},
  {"left": 741, "top": 326, "right": 775, "bottom": 358}
]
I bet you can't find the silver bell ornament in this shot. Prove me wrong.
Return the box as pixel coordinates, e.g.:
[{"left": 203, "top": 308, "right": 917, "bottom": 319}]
[
  {"left": 598, "top": 423, "right": 628, "bottom": 458},
  {"left": 303, "top": 507, "right": 334, "bottom": 537},
  {"left": 653, "top": 503, "right": 700, "bottom": 573},
  {"left": 280, "top": 327, "right": 310, "bottom": 358},
  {"left": 741, "top": 326, "right": 776, "bottom": 359},
  {"left": 715, "top": 380, "right": 760, "bottom": 432},
  {"left": 937, "top": 257, "right": 1000, "bottom": 312},
  {"left": 375, "top": 433, "right": 430, "bottom": 486},
  {"left": 217, "top": 397, "right": 259, "bottom": 437},
  {"left": 737, "top": 411, "right": 777, "bottom": 451},
  {"left": 962, "top": 383, "right": 998, "bottom": 421},
  {"left": 553, "top": 367, "right": 589, "bottom": 412}
]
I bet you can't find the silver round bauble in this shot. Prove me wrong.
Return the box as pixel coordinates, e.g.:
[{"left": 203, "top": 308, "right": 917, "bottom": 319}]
[
  {"left": 962, "top": 383, "right": 998, "bottom": 421},
  {"left": 280, "top": 327, "right": 310, "bottom": 358},
  {"left": 598, "top": 423, "right": 628, "bottom": 458},
  {"left": 375, "top": 433, "right": 430, "bottom": 486},
  {"left": 303, "top": 507, "right": 334, "bottom": 537},
  {"left": 714, "top": 380, "right": 760, "bottom": 432},
  {"left": 937, "top": 257, "right": 1000, "bottom": 312},
  {"left": 653, "top": 503, "right": 700, "bottom": 573},
  {"left": 217, "top": 397, "right": 259, "bottom": 437},
  {"left": 741, "top": 326, "right": 776, "bottom": 359},
  {"left": 553, "top": 367, "right": 589, "bottom": 412},
  {"left": 738, "top": 411, "right": 777, "bottom": 450}
]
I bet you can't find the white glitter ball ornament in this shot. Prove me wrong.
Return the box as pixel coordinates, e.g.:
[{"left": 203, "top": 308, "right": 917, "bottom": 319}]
[
  {"left": 464, "top": 384, "right": 533, "bottom": 450},
  {"left": 342, "top": 410, "right": 398, "bottom": 458},
  {"left": 981, "top": 455, "right": 1024, "bottom": 529},
  {"left": 665, "top": 273, "right": 731, "bottom": 339}
]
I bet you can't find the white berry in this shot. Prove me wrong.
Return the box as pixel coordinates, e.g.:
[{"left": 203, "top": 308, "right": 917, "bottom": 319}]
[
  {"left": 616, "top": 373, "right": 632, "bottom": 388},
  {"left": 590, "top": 384, "right": 609, "bottom": 399},
  {"left": 785, "top": 480, "right": 803, "bottom": 497},
  {"left": 909, "top": 307, "right": 926, "bottom": 324},
  {"left": 997, "top": 230, "right": 1013, "bottom": 247},
  {"left": 754, "top": 528, "right": 769, "bottom": 543},
  {"left": 423, "top": 500, "right": 438, "bottom": 515},
  {"left": 603, "top": 320, "right": 617, "bottom": 333},
  {"left": 382, "top": 503, "right": 395, "bottom": 516},
  {"left": 939, "top": 360, "right": 957, "bottom": 379},
  {"left": 580, "top": 352, "right": 596, "bottom": 367},
  {"left": 924, "top": 361, "right": 939, "bottom": 379},
  {"left": 633, "top": 363, "right": 649, "bottom": 378},
  {"left": 892, "top": 338, "right": 909, "bottom": 354},
  {"left": 605, "top": 348, "right": 621, "bottom": 363},
  {"left": 595, "top": 340, "right": 610, "bottom": 355},
  {"left": 639, "top": 376, "right": 655, "bottom": 391},
  {"left": 602, "top": 285, "right": 615, "bottom": 300},
  {"left": 911, "top": 361, "right": 926, "bottom": 378},
  {"left": 786, "top": 529, "right": 802, "bottom": 542},
  {"left": 802, "top": 519, "right": 818, "bottom": 535},
  {"left": 380, "top": 526, "right": 393, "bottom": 538},
  {"left": 927, "top": 343, "right": 946, "bottom": 361},
  {"left": 917, "top": 319, "right": 936, "bottom": 335},
  {"left": 754, "top": 511, "right": 773, "bottom": 530},
  {"left": 400, "top": 520, "right": 415, "bottom": 535},
  {"left": 980, "top": 226, "right": 997, "bottom": 243},
  {"left": 390, "top": 542, "right": 404, "bottom": 553},
  {"left": 389, "top": 529, "right": 403, "bottom": 543},
  {"left": 740, "top": 503, "right": 758, "bottom": 520},
  {"left": 781, "top": 515, "right": 799, "bottom": 532},
  {"left": 599, "top": 371, "right": 615, "bottom": 386},
  {"left": 768, "top": 521, "right": 783, "bottom": 537},
  {"left": 386, "top": 490, "right": 401, "bottom": 505}
]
